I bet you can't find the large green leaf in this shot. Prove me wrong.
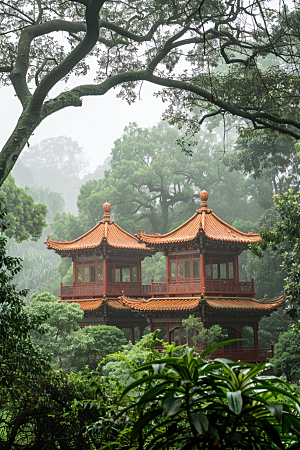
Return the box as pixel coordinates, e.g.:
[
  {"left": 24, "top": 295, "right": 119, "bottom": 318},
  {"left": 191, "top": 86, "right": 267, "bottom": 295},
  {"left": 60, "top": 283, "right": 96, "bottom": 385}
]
[
  {"left": 227, "top": 390, "right": 243, "bottom": 415},
  {"left": 131, "top": 408, "right": 164, "bottom": 441},
  {"left": 265, "top": 404, "right": 283, "bottom": 423},
  {"left": 189, "top": 411, "right": 209, "bottom": 434},
  {"left": 163, "top": 396, "right": 182, "bottom": 416},
  {"left": 121, "top": 374, "right": 167, "bottom": 399}
]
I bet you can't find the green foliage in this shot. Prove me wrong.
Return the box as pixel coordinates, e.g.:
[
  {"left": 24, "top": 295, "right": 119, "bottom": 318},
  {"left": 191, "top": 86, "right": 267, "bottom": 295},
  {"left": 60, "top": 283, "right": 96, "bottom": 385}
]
[
  {"left": 69, "top": 325, "right": 127, "bottom": 372},
  {"left": 272, "top": 327, "right": 300, "bottom": 383},
  {"left": 251, "top": 190, "right": 300, "bottom": 318},
  {"left": 182, "top": 315, "right": 226, "bottom": 349},
  {"left": 116, "top": 341, "right": 300, "bottom": 449},
  {"left": 28, "top": 186, "right": 65, "bottom": 223},
  {"left": 0, "top": 174, "right": 47, "bottom": 242},
  {"left": 0, "top": 368, "right": 119, "bottom": 450},
  {"left": 0, "top": 200, "right": 48, "bottom": 387},
  {"left": 50, "top": 211, "right": 88, "bottom": 241},
  {"left": 74, "top": 122, "right": 265, "bottom": 236},
  {"left": 29, "top": 292, "right": 84, "bottom": 369},
  {"left": 142, "top": 253, "right": 166, "bottom": 284}
]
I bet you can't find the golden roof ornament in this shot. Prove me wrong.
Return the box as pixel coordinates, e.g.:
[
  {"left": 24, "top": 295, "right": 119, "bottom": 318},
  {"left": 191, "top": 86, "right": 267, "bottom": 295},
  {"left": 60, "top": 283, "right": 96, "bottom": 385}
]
[
  {"left": 103, "top": 201, "right": 111, "bottom": 220},
  {"left": 200, "top": 190, "right": 208, "bottom": 209}
]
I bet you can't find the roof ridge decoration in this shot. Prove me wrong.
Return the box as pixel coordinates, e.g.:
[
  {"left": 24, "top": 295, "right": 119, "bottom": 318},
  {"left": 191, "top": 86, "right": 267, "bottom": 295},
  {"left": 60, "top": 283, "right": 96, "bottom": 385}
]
[{"left": 137, "top": 190, "right": 261, "bottom": 246}]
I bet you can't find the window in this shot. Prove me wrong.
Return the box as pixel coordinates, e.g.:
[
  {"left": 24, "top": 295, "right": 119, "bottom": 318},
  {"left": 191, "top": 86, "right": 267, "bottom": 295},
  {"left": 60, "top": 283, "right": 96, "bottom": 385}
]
[
  {"left": 97, "top": 265, "right": 103, "bottom": 282},
  {"left": 115, "top": 267, "right": 121, "bottom": 282},
  {"left": 193, "top": 260, "right": 200, "bottom": 278},
  {"left": 77, "top": 266, "right": 82, "bottom": 283},
  {"left": 205, "top": 262, "right": 211, "bottom": 279},
  {"left": 212, "top": 264, "right": 218, "bottom": 280},
  {"left": 132, "top": 266, "right": 138, "bottom": 283},
  {"left": 83, "top": 266, "right": 89, "bottom": 283},
  {"left": 185, "top": 261, "right": 191, "bottom": 278},
  {"left": 220, "top": 262, "right": 226, "bottom": 279},
  {"left": 90, "top": 266, "right": 96, "bottom": 283},
  {"left": 122, "top": 267, "right": 130, "bottom": 282},
  {"left": 108, "top": 265, "right": 113, "bottom": 282},
  {"left": 228, "top": 261, "right": 234, "bottom": 279},
  {"left": 178, "top": 262, "right": 184, "bottom": 279},
  {"left": 171, "top": 262, "right": 176, "bottom": 280}
]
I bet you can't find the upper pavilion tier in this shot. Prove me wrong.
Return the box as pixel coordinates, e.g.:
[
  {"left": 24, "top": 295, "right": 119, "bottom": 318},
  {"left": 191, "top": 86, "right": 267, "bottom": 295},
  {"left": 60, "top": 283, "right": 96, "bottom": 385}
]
[
  {"left": 45, "top": 202, "right": 151, "bottom": 258},
  {"left": 137, "top": 190, "right": 261, "bottom": 249}
]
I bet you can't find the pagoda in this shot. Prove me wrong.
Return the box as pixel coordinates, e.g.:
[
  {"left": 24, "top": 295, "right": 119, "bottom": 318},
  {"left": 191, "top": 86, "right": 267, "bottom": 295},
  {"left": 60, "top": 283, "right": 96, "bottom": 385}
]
[{"left": 45, "top": 191, "right": 285, "bottom": 360}]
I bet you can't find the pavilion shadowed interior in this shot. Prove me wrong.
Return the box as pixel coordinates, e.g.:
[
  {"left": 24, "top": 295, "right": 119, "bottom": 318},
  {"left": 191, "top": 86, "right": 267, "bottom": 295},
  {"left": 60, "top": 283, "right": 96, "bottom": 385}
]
[{"left": 45, "top": 191, "right": 285, "bottom": 362}]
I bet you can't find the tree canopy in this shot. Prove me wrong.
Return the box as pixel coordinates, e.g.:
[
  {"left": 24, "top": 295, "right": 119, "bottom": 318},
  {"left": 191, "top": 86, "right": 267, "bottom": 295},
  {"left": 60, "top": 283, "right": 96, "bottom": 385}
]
[
  {"left": 1, "top": 0, "right": 300, "bottom": 185},
  {"left": 0, "top": 174, "right": 47, "bottom": 242}
]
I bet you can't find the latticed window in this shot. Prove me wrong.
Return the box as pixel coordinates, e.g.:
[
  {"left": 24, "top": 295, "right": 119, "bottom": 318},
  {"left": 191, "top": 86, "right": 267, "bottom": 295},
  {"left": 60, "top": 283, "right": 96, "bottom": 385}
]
[
  {"left": 212, "top": 264, "right": 218, "bottom": 280},
  {"left": 115, "top": 267, "right": 121, "bottom": 282},
  {"left": 228, "top": 261, "right": 234, "bottom": 279},
  {"left": 193, "top": 260, "right": 200, "bottom": 278},
  {"left": 205, "top": 263, "right": 211, "bottom": 279},
  {"left": 77, "top": 266, "right": 82, "bottom": 283},
  {"left": 220, "top": 262, "right": 226, "bottom": 279},
  {"left": 83, "top": 267, "right": 89, "bottom": 283},
  {"left": 171, "top": 262, "right": 176, "bottom": 280},
  {"left": 132, "top": 266, "right": 138, "bottom": 282},
  {"left": 108, "top": 265, "right": 113, "bottom": 282},
  {"left": 185, "top": 261, "right": 191, "bottom": 278},
  {"left": 97, "top": 265, "right": 103, "bottom": 282},
  {"left": 122, "top": 267, "right": 130, "bottom": 282},
  {"left": 90, "top": 266, "right": 96, "bottom": 282},
  {"left": 178, "top": 262, "right": 184, "bottom": 278}
]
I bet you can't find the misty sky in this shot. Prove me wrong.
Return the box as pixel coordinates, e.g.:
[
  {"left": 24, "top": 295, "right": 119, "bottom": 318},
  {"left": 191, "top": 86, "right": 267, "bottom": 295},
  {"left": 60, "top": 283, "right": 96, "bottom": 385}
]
[{"left": 1, "top": 82, "right": 166, "bottom": 173}]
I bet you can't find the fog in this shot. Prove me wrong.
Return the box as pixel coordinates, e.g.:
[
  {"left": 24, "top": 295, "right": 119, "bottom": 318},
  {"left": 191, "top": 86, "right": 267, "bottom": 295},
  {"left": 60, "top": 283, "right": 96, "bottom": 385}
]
[{"left": 0, "top": 82, "right": 166, "bottom": 172}]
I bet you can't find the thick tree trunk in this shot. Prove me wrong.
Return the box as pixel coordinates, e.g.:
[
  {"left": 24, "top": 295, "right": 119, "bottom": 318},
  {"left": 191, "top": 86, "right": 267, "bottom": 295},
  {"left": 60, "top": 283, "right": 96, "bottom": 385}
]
[{"left": 0, "top": 111, "right": 41, "bottom": 186}]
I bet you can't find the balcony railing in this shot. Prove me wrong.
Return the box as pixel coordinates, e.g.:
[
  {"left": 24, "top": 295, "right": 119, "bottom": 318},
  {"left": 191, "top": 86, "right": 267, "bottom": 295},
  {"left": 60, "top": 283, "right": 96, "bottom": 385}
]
[
  {"left": 209, "top": 346, "right": 274, "bottom": 362},
  {"left": 60, "top": 279, "right": 254, "bottom": 298}
]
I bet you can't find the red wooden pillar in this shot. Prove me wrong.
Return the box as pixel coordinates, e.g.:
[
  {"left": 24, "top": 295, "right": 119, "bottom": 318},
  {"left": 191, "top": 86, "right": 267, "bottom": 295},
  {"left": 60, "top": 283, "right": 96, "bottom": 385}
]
[
  {"left": 165, "top": 254, "right": 169, "bottom": 292},
  {"left": 234, "top": 253, "right": 239, "bottom": 295},
  {"left": 150, "top": 318, "right": 154, "bottom": 332},
  {"left": 166, "top": 322, "right": 170, "bottom": 343},
  {"left": 186, "top": 327, "right": 189, "bottom": 345},
  {"left": 170, "top": 330, "right": 174, "bottom": 343},
  {"left": 200, "top": 253, "right": 205, "bottom": 292},
  {"left": 103, "top": 258, "right": 107, "bottom": 296},
  {"left": 138, "top": 261, "right": 142, "bottom": 284},
  {"left": 178, "top": 327, "right": 182, "bottom": 346}
]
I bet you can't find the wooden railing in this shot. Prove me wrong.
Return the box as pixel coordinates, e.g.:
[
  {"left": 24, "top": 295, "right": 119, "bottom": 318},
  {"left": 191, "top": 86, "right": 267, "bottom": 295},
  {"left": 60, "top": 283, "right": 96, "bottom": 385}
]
[
  {"left": 209, "top": 346, "right": 274, "bottom": 362},
  {"left": 61, "top": 279, "right": 254, "bottom": 298}
]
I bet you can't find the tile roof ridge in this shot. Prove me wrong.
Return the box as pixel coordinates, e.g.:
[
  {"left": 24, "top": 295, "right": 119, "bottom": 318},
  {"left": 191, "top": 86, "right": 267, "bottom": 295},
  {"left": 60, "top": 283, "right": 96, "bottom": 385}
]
[
  {"left": 137, "top": 212, "right": 200, "bottom": 239},
  {"left": 207, "top": 212, "right": 261, "bottom": 237},
  {"left": 45, "top": 221, "right": 105, "bottom": 246}
]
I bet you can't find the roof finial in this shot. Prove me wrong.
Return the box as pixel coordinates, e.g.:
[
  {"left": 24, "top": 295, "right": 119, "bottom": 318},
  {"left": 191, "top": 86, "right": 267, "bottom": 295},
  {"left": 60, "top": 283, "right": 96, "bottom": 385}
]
[
  {"left": 103, "top": 201, "right": 111, "bottom": 220},
  {"left": 200, "top": 190, "right": 208, "bottom": 209}
]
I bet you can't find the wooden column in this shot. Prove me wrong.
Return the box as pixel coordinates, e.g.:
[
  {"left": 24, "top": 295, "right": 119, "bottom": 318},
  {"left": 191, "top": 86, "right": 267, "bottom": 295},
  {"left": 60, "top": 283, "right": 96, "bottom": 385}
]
[
  {"left": 131, "top": 327, "right": 135, "bottom": 345},
  {"left": 103, "top": 258, "right": 107, "bottom": 296},
  {"left": 150, "top": 318, "right": 154, "bottom": 332},
  {"left": 200, "top": 253, "right": 205, "bottom": 292},
  {"left": 138, "top": 261, "right": 142, "bottom": 284},
  {"left": 178, "top": 327, "right": 182, "bottom": 346},
  {"left": 234, "top": 253, "right": 239, "bottom": 295},
  {"left": 166, "top": 322, "right": 170, "bottom": 343},
  {"left": 170, "top": 330, "right": 174, "bottom": 343},
  {"left": 165, "top": 253, "right": 169, "bottom": 292}
]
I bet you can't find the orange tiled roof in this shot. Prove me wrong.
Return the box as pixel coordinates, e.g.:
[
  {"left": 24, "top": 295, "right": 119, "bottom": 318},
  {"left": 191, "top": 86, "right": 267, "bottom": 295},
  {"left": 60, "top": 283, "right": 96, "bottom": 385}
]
[
  {"left": 120, "top": 295, "right": 201, "bottom": 311},
  {"left": 58, "top": 299, "right": 103, "bottom": 310},
  {"left": 137, "top": 191, "right": 261, "bottom": 246},
  {"left": 45, "top": 206, "right": 150, "bottom": 253},
  {"left": 206, "top": 295, "right": 286, "bottom": 311},
  {"left": 119, "top": 295, "right": 285, "bottom": 312},
  {"left": 137, "top": 211, "right": 261, "bottom": 245}
]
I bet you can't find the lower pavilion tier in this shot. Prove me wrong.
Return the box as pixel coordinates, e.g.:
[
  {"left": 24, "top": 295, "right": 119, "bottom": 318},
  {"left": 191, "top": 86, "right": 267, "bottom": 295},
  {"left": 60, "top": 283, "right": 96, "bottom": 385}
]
[{"left": 58, "top": 294, "right": 286, "bottom": 363}]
